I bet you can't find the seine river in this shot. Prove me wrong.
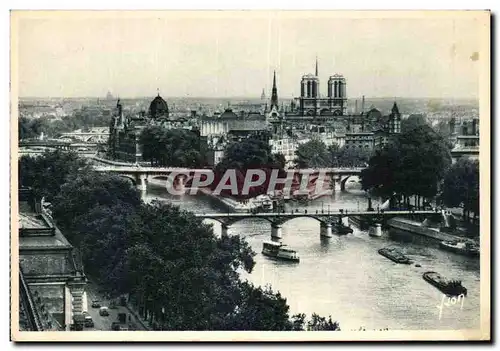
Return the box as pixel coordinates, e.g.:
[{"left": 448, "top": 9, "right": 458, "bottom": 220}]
[{"left": 144, "top": 181, "right": 480, "bottom": 331}]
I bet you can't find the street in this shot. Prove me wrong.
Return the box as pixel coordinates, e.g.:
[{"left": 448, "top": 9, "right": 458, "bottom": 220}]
[{"left": 82, "top": 281, "right": 146, "bottom": 331}]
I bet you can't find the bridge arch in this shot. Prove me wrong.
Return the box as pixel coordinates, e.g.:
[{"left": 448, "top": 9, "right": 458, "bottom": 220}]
[
  {"left": 340, "top": 175, "right": 361, "bottom": 191},
  {"left": 117, "top": 174, "right": 137, "bottom": 186},
  {"left": 199, "top": 214, "right": 333, "bottom": 227}
]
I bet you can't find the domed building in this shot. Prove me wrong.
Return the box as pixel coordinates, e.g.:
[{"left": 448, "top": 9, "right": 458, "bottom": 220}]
[{"left": 148, "top": 94, "right": 169, "bottom": 119}]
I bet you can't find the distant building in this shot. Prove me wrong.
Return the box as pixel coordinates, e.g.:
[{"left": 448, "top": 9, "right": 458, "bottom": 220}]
[
  {"left": 108, "top": 93, "right": 186, "bottom": 162},
  {"left": 449, "top": 117, "right": 479, "bottom": 163},
  {"left": 106, "top": 91, "right": 114, "bottom": 100},
  {"left": 344, "top": 132, "right": 375, "bottom": 150},
  {"left": 199, "top": 107, "right": 269, "bottom": 166},
  {"left": 286, "top": 58, "right": 348, "bottom": 118}
]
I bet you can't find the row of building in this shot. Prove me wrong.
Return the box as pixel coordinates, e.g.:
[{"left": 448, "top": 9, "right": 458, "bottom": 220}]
[{"left": 107, "top": 61, "right": 403, "bottom": 167}]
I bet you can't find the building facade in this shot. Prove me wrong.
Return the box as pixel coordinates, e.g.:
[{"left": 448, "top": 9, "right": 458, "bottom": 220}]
[{"left": 19, "top": 187, "right": 87, "bottom": 331}]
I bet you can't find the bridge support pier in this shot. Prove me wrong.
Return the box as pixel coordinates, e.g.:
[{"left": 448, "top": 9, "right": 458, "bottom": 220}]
[
  {"left": 137, "top": 175, "right": 147, "bottom": 192},
  {"left": 320, "top": 222, "right": 333, "bottom": 238},
  {"left": 221, "top": 224, "right": 232, "bottom": 237},
  {"left": 271, "top": 223, "right": 283, "bottom": 241}
]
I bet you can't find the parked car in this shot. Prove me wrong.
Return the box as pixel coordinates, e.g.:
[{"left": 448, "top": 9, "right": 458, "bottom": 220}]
[
  {"left": 91, "top": 300, "right": 101, "bottom": 308},
  {"left": 99, "top": 306, "right": 109, "bottom": 316},
  {"left": 83, "top": 313, "right": 94, "bottom": 328}
]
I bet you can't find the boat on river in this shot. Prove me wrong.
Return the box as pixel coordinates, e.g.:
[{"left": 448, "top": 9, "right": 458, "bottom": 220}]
[
  {"left": 439, "top": 240, "right": 479, "bottom": 257},
  {"left": 378, "top": 247, "right": 412, "bottom": 264},
  {"left": 334, "top": 221, "right": 353, "bottom": 235},
  {"left": 262, "top": 241, "right": 300, "bottom": 263},
  {"left": 423, "top": 271, "right": 467, "bottom": 296}
]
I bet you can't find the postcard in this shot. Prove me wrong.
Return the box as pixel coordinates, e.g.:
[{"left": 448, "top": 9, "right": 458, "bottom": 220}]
[{"left": 10, "top": 10, "right": 490, "bottom": 341}]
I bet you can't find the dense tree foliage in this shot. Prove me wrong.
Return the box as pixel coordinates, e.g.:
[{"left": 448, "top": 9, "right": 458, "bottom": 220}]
[
  {"left": 139, "top": 127, "right": 205, "bottom": 167},
  {"left": 294, "top": 139, "right": 372, "bottom": 168},
  {"left": 51, "top": 170, "right": 142, "bottom": 232},
  {"left": 18, "top": 150, "right": 89, "bottom": 201},
  {"left": 361, "top": 123, "right": 452, "bottom": 208},
  {"left": 19, "top": 116, "right": 45, "bottom": 140},
  {"left": 294, "top": 139, "right": 330, "bottom": 168},
  {"left": 401, "top": 114, "right": 428, "bottom": 134},
  {"left": 332, "top": 145, "right": 372, "bottom": 168},
  {"left": 213, "top": 135, "right": 286, "bottom": 199},
  {"left": 441, "top": 158, "right": 479, "bottom": 220},
  {"left": 21, "top": 151, "right": 342, "bottom": 330},
  {"left": 217, "top": 135, "right": 281, "bottom": 171}
]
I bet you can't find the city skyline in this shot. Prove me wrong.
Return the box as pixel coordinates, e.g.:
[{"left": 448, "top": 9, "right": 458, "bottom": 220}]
[{"left": 14, "top": 11, "right": 484, "bottom": 99}]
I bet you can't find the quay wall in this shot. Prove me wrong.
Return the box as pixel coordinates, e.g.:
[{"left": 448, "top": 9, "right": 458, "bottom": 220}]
[{"left": 387, "top": 217, "right": 463, "bottom": 244}]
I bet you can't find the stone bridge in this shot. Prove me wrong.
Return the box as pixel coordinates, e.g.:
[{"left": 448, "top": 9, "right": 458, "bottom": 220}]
[
  {"left": 195, "top": 210, "right": 439, "bottom": 240},
  {"left": 92, "top": 161, "right": 364, "bottom": 193}
]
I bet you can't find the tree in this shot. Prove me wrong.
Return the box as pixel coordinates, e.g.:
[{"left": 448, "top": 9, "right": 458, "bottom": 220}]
[
  {"left": 18, "top": 150, "right": 90, "bottom": 202},
  {"left": 71, "top": 202, "right": 143, "bottom": 295},
  {"left": 441, "top": 158, "right": 479, "bottom": 221},
  {"left": 361, "top": 124, "right": 452, "bottom": 208},
  {"left": 139, "top": 127, "right": 204, "bottom": 167},
  {"left": 18, "top": 116, "right": 46, "bottom": 140},
  {"left": 225, "top": 283, "right": 294, "bottom": 330},
  {"left": 214, "top": 135, "right": 285, "bottom": 199},
  {"left": 401, "top": 114, "right": 428, "bottom": 134},
  {"left": 307, "top": 313, "right": 341, "bottom": 331},
  {"left": 294, "top": 139, "right": 330, "bottom": 168},
  {"left": 217, "top": 135, "right": 278, "bottom": 171},
  {"left": 333, "top": 145, "right": 372, "bottom": 168},
  {"left": 51, "top": 170, "right": 142, "bottom": 231}
]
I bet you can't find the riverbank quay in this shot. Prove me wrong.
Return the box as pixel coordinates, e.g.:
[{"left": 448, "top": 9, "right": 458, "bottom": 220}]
[
  {"left": 387, "top": 217, "right": 479, "bottom": 244},
  {"left": 198, "top": 188, "right": 259, "bottom": 212},
  {"left": 91, "top": 155, "right": 150, "bottom": 167}
]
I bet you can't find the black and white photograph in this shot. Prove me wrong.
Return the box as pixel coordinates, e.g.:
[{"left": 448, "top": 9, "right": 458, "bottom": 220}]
[{"left": 10, "top": 10, "right": 490, "bottom": 341}]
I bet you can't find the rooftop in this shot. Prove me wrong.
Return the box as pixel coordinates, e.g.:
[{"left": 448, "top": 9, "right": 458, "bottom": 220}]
[{"left": 19, "top": 198, "right": 72, "bottom": 250}]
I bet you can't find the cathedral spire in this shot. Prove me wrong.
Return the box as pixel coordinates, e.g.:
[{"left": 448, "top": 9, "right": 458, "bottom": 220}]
[{"left": 271, "top": 70, "right": 278, "bottom": 109}]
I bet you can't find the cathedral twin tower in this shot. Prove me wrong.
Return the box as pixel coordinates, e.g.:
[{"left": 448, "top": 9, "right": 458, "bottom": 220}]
[{"left": 270, "top": 58, "right": 348, "bottom": 117}]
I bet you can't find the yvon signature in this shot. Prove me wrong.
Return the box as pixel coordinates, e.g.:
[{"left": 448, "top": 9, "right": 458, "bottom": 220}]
[{"left": 436, "top": 294, "right": 465, "bottom": 320}]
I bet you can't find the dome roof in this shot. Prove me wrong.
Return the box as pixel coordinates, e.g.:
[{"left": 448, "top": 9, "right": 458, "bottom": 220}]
[{"left": 149, "top": 94, "right": 169, "bottom": 118}]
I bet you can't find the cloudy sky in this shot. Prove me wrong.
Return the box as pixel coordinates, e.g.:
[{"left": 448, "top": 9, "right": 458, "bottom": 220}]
[{"left": 14, "top": 11, "right": 487, "bottom": 99}]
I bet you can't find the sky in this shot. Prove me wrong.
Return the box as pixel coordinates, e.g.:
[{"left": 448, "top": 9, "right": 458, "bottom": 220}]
[{"left": 14, "top": 11, "right": 487, "bottom": 99}]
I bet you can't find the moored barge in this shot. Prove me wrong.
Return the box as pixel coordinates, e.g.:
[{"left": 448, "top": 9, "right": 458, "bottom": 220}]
[
  {"left": 378, "top": 247, "right": 412, "bottom": 264},
  {"left": 422, "top": 271, "right": 467, "bottom": 296}
]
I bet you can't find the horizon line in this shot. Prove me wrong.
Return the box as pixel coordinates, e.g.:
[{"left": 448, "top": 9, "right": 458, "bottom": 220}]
[{"left": 18, "top": 96, "right": 480, "bottom": 101}]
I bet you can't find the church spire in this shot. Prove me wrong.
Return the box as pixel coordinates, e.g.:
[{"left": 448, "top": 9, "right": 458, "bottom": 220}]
[
  {"left": 315, "top": 56, "right": 318, "bottom": 77},
  {"left": 271, "top": 70, "right": 278, "bottom": 109}
]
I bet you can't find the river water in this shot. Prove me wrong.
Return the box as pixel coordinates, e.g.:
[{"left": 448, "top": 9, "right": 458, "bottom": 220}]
[{"left": 144, "top": 180, "right": 480, "bottom": 331}]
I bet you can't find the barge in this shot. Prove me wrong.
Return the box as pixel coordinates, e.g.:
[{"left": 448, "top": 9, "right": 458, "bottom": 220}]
[
  {"left": 422, "top": 271, "right": 467, "bottom": 296},
  {"left": 378, "top": 247, "right": 412, "bottom": 264},
  {"left": 439, "top": 240, "right": 479, "bottom": 257}
]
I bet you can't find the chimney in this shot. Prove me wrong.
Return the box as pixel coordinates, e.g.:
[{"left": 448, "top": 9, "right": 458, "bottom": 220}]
[
  {"left": 361, "top": 95, "right": 365, "bottom": 113},
  {"left": 355, "top": 100, "right": 358, "bottom": 114}
]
